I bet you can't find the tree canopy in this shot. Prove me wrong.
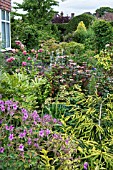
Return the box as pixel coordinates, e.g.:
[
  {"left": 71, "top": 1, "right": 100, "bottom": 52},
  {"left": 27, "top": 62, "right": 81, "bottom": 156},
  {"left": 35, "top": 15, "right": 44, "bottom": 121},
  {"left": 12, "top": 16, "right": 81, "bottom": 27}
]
[
  {"left": 13, "top": 0, "right": 59, "bottom": 26},
  {"left": 96, "top": 7, "right": 113, "bottom": 17}
]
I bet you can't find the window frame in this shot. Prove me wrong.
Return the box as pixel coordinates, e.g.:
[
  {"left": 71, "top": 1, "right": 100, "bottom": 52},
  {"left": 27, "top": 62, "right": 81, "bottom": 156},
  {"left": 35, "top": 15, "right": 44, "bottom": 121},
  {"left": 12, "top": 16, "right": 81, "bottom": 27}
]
[{"left": 0, "top": 9, "right": 11, "bottom": 51}]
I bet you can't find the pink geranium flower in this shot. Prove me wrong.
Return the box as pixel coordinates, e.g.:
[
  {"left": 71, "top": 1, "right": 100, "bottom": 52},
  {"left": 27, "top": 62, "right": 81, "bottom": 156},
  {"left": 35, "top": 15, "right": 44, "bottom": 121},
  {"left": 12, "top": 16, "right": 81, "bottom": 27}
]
[
  {"left": 6, "top": 57, "right": 15, "bottom": 63},
  {"left": 22, "top": 51, "right": 27, "bottom": 55},
  {"left": 38, "top": 49, "right": 44, "bottom": 53},
  {"left": 27, "top": 57, "right": 31, "bottom": 60},
  {"left": 22, "top": 62, "right": 27, "bottom": 67},
  {"left": 15, "top": 40, "right": 22, "bottom": 46}
]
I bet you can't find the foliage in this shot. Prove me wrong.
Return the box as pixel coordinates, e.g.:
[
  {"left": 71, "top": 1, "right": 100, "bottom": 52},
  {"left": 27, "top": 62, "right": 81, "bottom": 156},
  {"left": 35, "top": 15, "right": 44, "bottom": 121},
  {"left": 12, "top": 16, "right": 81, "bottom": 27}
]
[
  {"left": 11, "top": 17, "right": 39, "bottom": 49},
  {"left": 13, "top": 0, "right": 59, "bottom": 26},
  {"left": 1, "top": 39, "right": 113, "bottom": 169},
  {"left": 0, "top": 99, "right": 81, "bottom": 170},
  {"left": 0, "top": 72, "right": 51, "bottom": 110},
  {"left": 73, "top": 21, "right": 87, "bottom": 43},
  {"left": 84, "top": 27, "right": 96, "bottom": 50},
  {"left": 95, "top": 6, "right": 113, "bottom": 17},
  {"left": 66, "top": 13, "right": 95, "bottom": 34},
  {"left": 63, "top": 41, "right": 85, "bottom": 54},
  {"left": 92, "top": 20, "right": 113, "bottom": 52}
]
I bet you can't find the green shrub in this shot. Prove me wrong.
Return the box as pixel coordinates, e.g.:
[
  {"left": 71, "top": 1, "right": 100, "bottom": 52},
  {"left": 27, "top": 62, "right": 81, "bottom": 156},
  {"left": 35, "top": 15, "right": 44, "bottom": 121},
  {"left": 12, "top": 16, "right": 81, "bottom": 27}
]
[
  {"left": 0, "top": 72, "right": 51, "bottom": 110},
  {"left": 84, "top": 27, "right": 96, "bottom": 50},
  {"left": 62, "top": 41, "right": 85, "bottom": 54},
  {"left": 92, "top": 20, "right": 113, "bottom": 52},
  {"left": 66, "top": 13, "right": 95, "bottom": 34},
  {"left": 73, "top": 21, "right": 87, "bottom": 43}
]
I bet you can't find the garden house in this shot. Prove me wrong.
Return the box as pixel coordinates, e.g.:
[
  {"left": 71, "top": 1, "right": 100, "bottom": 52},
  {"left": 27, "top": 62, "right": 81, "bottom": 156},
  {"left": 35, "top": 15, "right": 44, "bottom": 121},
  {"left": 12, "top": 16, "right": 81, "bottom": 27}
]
[{"left": 0, "top": 0, "right": 11, "bottom": 50}]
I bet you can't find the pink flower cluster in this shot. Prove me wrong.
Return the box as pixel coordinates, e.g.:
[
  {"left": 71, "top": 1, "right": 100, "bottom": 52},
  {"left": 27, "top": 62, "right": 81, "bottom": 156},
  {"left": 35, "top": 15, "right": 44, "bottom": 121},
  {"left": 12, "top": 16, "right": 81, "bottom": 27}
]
[
  {"left": 38, "top": 48, "right": 44, "bottom": 53},
  {"left": 22, "top": 62, "right": 27, "bottom": 67},
  {"left": 6, "top": 57, "right": 15, "bottom": 63}
]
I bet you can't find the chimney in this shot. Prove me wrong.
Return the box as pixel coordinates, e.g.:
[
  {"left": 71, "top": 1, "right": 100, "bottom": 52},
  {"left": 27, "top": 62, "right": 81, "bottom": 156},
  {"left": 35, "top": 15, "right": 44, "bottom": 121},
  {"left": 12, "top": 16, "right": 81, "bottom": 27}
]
[
  {"left": 71, "top": 13, "right": 74, "bottom": 18},
  {"left": 60, "top": 11, "right": 63, "bottom": 17}
]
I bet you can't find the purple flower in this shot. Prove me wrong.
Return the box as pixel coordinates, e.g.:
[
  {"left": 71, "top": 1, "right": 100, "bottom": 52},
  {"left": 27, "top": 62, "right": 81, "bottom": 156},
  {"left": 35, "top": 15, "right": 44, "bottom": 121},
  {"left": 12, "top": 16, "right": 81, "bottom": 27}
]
[
  {"left": 92, "top": 67, "right": 96, "bottom": 71},
  {"left": 5, "top": 125, "right": 9, "bottom": 130},
  {"left": 9, "top": 134, "right": 14, "bottom": 141},
  {"left": 13, "top": 104, "right": 18, "bottom": 110},
  {"left": 9, "top": 125, "right": 14, "bottom": 131},
  {"left": 29, "top": 128, "right": 32, "bottom": 134},
  {"left": 84, "top": 162, "right": 88, "bottom": 170},
  {"left": 5, "top": 100, "right": 12, "bottom": 105},
  {"left": 45, "top": 129, "right": 51, "bottom": 136},
  {"left": 0, "top": 119, "right": 3, "bottom": 124},
  {"left": 21, "top": 108, "right": 27, "bottom": 114},
  {"left": 27, "top": 138, "right": 32, "bottom": 145},
  {"left": 34, "top": 143, "right": 39, "bottom": 148},
  {"left": 10, "top": 111, "right": 14, "bottom": 116},
  {"left": 7, "top": 106, "right": 10, "bottom": 111},
  {"left": 32, "top": 110, "right": 39, "bottom": 121},
  {"left": 39, "top": 130, "right": 45, "bottom": 137},
  {"left": 34, "top": 121, "right": 37, "bottom": 125},
  {"left": 5, "top": 125, "right": 14, "bottom": 131},
  {"left": 1, "top": 105, "right": 5, "bottom": 112},
  {"left": 0, "top": 147, "right": 4, "bottom": 153},
  {"left": 18, "top": 144, "right": 24, "bottom": 151},
  {"left": 65, "top": 139, "right": 69, "bottom": 145},
  {"left": 0, "top": 100, "right": 4, "bottom": 105},
  {"left": 53, "top": 134, "right": 59, "bottom": 139},
  {"left": 19, "top": 132, "right": 26, "bottom": 138},
  {"left": 53, "top": 118, "right": 57, "bottom": 123},
  {"left": 22, "top": 112, "right": 28, "bottom": 121}
]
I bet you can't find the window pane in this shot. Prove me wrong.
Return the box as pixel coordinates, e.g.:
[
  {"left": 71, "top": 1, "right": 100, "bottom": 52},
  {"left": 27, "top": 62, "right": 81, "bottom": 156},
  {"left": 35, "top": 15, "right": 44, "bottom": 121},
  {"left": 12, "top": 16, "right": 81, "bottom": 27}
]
[
  {"left": 6, "top": 11, "right": 9, "bottom": 21},
  {"left": 1, "top": 10, "right": 5, "bottom": 20},
  {"left": 2, "top": 22, "right": 6, "bottom": 48},
  {"left": 6, "top": 23, "right": 10, "bottom": 48}
]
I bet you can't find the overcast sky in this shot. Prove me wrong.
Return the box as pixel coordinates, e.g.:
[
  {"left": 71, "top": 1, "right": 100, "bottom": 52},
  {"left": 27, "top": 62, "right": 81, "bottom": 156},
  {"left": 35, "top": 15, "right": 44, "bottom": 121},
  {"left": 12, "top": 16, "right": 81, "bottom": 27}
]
[{"left": 12, "top": 0, "right": 113, "bottom": 16}]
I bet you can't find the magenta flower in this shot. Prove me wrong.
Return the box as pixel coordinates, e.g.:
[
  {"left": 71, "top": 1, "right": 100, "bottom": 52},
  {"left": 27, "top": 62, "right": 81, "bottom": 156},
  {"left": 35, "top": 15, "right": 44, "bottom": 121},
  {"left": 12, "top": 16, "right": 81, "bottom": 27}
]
[
  {"left": 31, "top": 49, "right": 35, "bottom": 53},
  {"left": 38, "top": 48, "right": 43, "bottom": 53},
  {"left": 22, "top": 112, "right": 28, "bottom": 121},
  {"left": 9, "top": 125, "right": 14, "bottom": 131},
  {"left": 6, "top": 57, "right": 15, "bottom": 63},
  {"left": 0, "top": 147, "right": 4, "bottom": 153},
  {"left": 13, "top": 104, "right": 18, "bottom": 110},
  {"left": 29, "top": 128, "right": 33, "bottom": 134},
  {"left": 32, "top": 110, "right": 39, "bottom": 121},
  {"left": 22, "top": 62, "right": 27, "bottom": 67},
  {"left": 39, "top": 130, "right": 45, "bottom": 137},
  {"left": 18, "top": 144, "right": 24, "bottom": 151},
  {"left": 19, "top": 131, "right": 26, "bottom": 138},
  {"left": 6, "top": 125, "right": 14, "bottom": 131},
  {"left": 21, "top": 108, "right": 27, "bottom": 114},
  {"left": 45, "top": 129, "right": 51, "bottom": 136},
  {"left": 22, "top": 51, "right": 27, "bottom": 55},
  {"left": 1, "top": 105, "right": 5, "bottom": 112},
  {"left": 34, "top": 143, "right": 39, "bottom": 148},
  {"left": 9, "top": 134, "right": 14, "bottom": 141},
  {"left": 21, "top": 109, "right": 28, "bottom": 121},
  {"left": 15, "top": 40, "right": 22, "bottom": 45},
  {"left": 27, "top": 57, "right": 31, "bottom": 60},
  {"left": 27, "top": 138, "right": 32, "bottom": 145},
  {"left": 84, "top": 162, "right": 88, "bottom": 170},
  {"left": 5, "top": 125, "right": 9, "bottom": 130}
]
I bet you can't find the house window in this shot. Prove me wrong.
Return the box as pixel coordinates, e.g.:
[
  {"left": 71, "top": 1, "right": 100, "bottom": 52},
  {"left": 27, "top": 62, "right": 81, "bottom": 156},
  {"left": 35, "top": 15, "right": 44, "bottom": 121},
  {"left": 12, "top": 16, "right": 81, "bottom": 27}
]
[{"left": 0, "top": 10, "right": 11, "bottom": 49}]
